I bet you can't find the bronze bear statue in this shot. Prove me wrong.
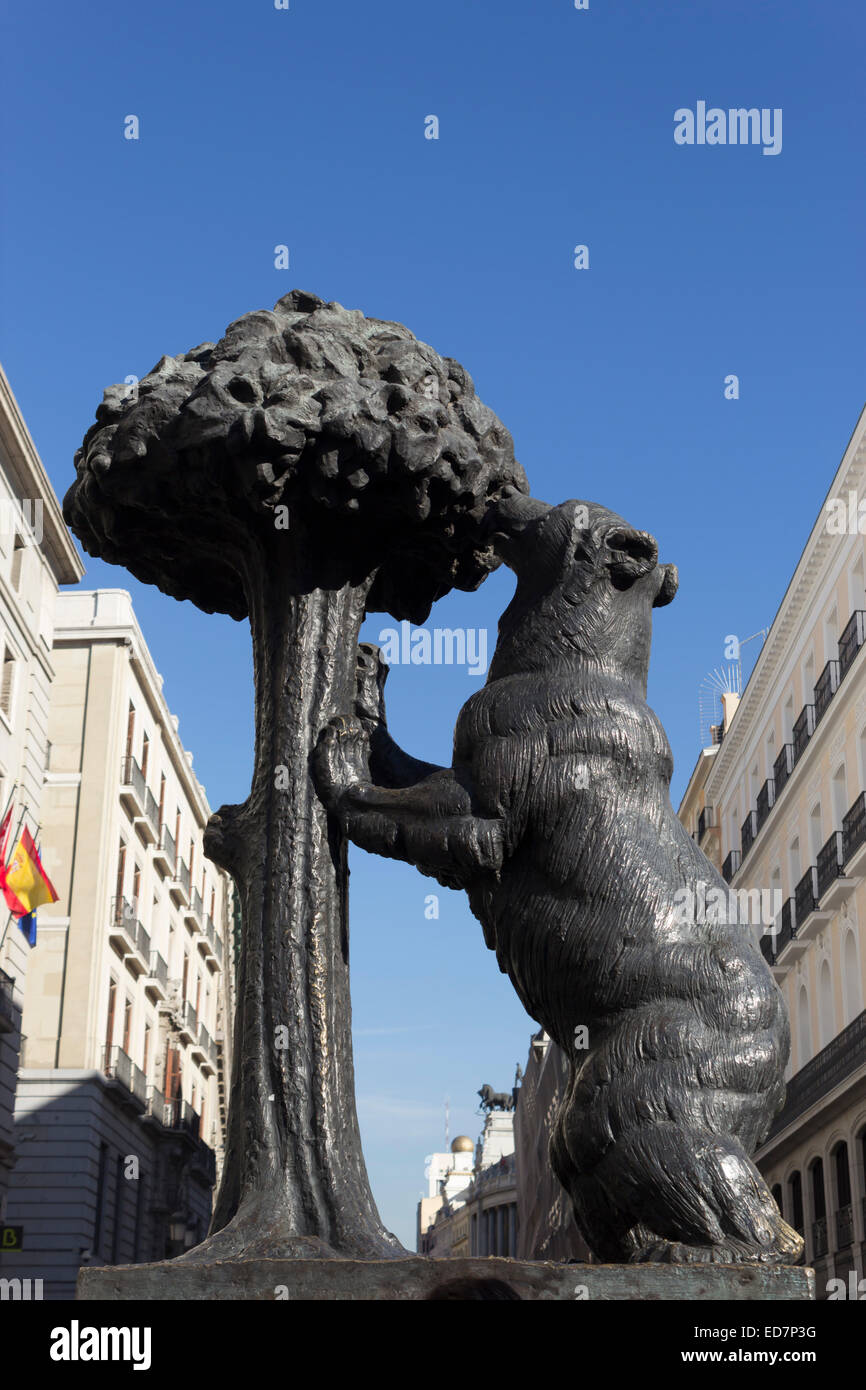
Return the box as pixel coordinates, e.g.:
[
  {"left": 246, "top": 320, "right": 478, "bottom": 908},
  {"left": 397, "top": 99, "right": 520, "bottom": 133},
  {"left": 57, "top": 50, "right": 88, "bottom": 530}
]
[{"left": 315, "top": 494, "right": 803, "bottom": 1265}]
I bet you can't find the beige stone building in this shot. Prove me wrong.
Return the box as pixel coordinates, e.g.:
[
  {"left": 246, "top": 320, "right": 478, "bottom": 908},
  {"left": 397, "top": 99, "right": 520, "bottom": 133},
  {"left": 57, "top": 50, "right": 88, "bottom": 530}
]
[
  {"left": 679, "top": 403, "right": 866, "bottom": 1295},
  {"left": 0, "top": 589, "right": 235, "bottom": 1297},
  {"left": 0, "top": 366, "right": 84, "bottom": 1229},
  {"left": 418, "top": 1109, "right": 518, "bottom": 1258}
]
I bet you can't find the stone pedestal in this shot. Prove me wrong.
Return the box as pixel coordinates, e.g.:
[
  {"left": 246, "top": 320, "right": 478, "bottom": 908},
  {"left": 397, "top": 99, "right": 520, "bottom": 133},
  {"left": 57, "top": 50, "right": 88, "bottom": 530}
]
[{"left": 77, "top": 1257, "right": 815, "bottom": 1301}]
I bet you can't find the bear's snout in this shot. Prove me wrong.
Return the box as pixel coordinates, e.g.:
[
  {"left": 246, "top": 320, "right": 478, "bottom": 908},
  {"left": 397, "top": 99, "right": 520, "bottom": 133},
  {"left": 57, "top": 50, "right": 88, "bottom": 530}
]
[{"left": 653, "top": 563, "right": 679, "bottom": 607}]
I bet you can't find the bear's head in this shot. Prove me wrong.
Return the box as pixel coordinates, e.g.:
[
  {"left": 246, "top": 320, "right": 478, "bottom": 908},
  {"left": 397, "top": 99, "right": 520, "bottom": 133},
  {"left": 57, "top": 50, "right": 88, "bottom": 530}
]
[{"left": 484, "top": 492, "right": 678, "bottom": 690}]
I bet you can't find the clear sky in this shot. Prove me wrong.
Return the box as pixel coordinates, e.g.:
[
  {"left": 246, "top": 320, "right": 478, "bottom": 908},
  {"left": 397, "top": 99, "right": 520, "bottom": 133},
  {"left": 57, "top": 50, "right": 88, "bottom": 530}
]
[{"left": 2, "top": 0, "right": 864, "bottom": 1249}]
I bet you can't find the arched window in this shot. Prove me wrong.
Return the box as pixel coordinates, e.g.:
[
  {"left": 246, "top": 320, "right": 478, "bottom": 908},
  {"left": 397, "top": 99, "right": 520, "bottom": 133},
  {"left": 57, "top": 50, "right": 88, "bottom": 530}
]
[
  {"left": 798, "top": 984, "right": 811, "bottom": 1066},
  {"left": 819, "top": 958, "right": 835, "bottom": 1049},
  {"left": 843, "top": 931, "right": 862, "bottom": 1023},
  {"left": 809, "top": 1159, "right": 827, "bottom": 1258},
  {"left": 788, "top": 1171, "right": 804, "bottom": 1235},
  {"left": 833, "top": 1143, "right": 853, "bottom": 1249}
]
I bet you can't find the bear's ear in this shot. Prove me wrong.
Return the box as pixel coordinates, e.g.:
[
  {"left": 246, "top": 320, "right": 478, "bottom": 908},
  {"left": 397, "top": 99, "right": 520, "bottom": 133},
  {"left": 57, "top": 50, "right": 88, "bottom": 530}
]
[{"left": 603, "top": 524, "right": 658, "bottom": 590}]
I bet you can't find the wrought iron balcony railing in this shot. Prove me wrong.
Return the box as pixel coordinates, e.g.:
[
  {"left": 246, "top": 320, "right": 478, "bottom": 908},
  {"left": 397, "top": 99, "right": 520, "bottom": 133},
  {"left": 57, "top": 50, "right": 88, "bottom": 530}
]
[
  {"left": 722, "top": 850, "right": 741, "bottom": 884},
  {"left": 148, "top": 950, "right": 168, "bottom": 990},
  {"left": 765, "top": 1008, "right": 866, "bottom": 1139},
  {"left": 843, "top": 792, "right": 866, "bottom": 865},
  {"left": 120, "top": 755, "right": 145, "bottom": 803},
  {"left": 756, "top": 779, "right": 775, "bottom": 831},
  {"left": 792, "top": 704, "right": 816, "bottom": 763},
  {"left": 794, "top": 866, "right": 818, "bottom": 929},
  {"left": 774, "top": 744, "right": 794, "bottom": 798},
  {"left": 813, "top": 660, "right": 840, "bottom": 726},
  {"left": 774, "top": 897, "right": 796, "bottom": 954},
  {"left": 839, "top": 609, "right": 866, "bottom": 680},
  {"left": 816, "top": 831, "right": 844, "bottom": 901},
  {"left": 698, "top": 805, "right": 715, "bottom": 841},
  {"left": 741, "top": 810, "right": 758, "bottom": 860}
]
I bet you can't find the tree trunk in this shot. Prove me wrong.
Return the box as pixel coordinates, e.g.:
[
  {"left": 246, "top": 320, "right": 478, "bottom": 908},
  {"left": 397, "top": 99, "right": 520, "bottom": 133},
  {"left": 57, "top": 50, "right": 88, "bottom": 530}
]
[{"left": 186, "top": 546, "right": 404, "bottom": 1260}]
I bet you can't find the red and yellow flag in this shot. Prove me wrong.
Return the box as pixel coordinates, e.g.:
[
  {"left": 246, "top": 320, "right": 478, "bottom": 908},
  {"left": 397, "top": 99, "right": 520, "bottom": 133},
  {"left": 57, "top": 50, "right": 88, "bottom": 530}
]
[{"left": 3, "top": 827, "right": 58, "bottom": 917}]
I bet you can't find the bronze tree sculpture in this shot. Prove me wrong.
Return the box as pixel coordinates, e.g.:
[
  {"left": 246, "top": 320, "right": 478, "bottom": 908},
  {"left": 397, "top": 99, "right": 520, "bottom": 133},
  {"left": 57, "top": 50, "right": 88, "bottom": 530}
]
[
  {"left": 64, "top": 291, "right": 527, "bottom": 1260},
  {"left": 317, "top": 494, "right": 804, "bottom": 1265}
]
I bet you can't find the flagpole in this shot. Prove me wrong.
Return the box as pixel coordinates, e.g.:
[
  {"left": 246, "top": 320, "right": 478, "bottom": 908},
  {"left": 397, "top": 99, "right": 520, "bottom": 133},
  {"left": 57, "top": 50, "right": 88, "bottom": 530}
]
[{"left": 0, "top": 802, "right": 34, "bottom": 956}]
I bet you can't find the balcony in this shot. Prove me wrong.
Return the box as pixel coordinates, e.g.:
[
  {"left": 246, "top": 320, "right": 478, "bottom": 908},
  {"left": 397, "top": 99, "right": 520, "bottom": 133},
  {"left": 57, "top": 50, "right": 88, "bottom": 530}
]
[
  {"left": 698, "top": 806, "right": 715, "bottom": 841},
  {"left": 179, "top": 1000, "right": 200, "bottom": 1045},
  {"left": 722, "top": 850, "right": 741, "bottom": 884},
  {"left": 198, "top": 1024, "right": 215, "bottom": 1074},
  {"left": 108, "top": 897, "right": 149, "bottom": 975},
  {"left": 794, "top": 866, "right": 819, "bottom": 931},
  {"left": 187, "top": 887, "right": 203, "bottom": 936},
  {"left": 741, "top": 810, "right": 758, "bottom": 860},
  {"left": 792, "top": 704, "right": 816, "bottom": 764},
  {"left": 812, "top": 1217, "right": 828, "bottom": 1259},
  {"left": 839, "top": 610, "right": 866, "bottom": 680},
  {"left": 119, "top": 756, "right": 146, "bottom": 818},
  {"left": 755, "top": 778, "right": 775, "bottom": 832},
  {"left": 169, "top": 855, "right": 191, "bottom": 907},
  {"left": 191, "top": 1024, "right": 207, "bottom": 1065},
  {"left": 813, "top": 660, "right": 840, "bottom": 728},
  {"left": 816, "top": 830, "right": 854, "bottom": 911},
  {"left": 102, "top": 1044, "right": 146, "bottom": 1110},
  {"left": 773, "top": 896, "right": 806, "bottom": 967},
  {"left": 162, "top": 1097, "right": 201, "bottom": 1141},
  {"left": 773, "top": 744, "right": 794, "bottom": 799},
  {"left": 144, "top": 950, "right": 169, "bottom": 1002},
  {"left": 764, "top": 1008, "right": 866, "bottom": 1140},
  {"left": 836, "top": 1204, "right": 854, "bottom": 1249},
  {"left": 843, "top": 792, "right": 866, "bottom": 874},
  {"left": 759, "top": 934, "right": 776, "bottom": 967},
  {"left": 213, "top": 928, "right": 224, "bottom": 969},
  {"left": 197, "top": 912, "right": 216, "bottom": 962},
  {"left": 135, "top": 785, "right": 160, "bottom": 846},
  {"left": 0, "top": 968, "right": 18, "bottom": 1034},
  {"left": 153, "top": 823, "right": 176, "bottom": 876}
]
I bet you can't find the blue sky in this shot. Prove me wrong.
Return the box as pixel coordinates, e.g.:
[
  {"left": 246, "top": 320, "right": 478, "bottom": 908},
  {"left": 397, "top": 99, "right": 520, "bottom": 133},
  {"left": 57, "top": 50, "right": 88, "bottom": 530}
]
[{"left": 2, "top": 0, "right": 864, "bottom": 1248}]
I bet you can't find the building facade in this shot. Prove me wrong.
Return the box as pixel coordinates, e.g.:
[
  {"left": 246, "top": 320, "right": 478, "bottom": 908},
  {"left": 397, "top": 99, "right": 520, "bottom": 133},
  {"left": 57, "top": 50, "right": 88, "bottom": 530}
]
[
  {"left": 679, "top": 404, "right": 866, "bottom": 1295},
  {"left": 0, "top": 589, "right": 235, "bottom": 1297},
  {"left": 514, "top": 1030, "right": 592, "bottom": 1262},
  {"left": 418, "top": 1109, "right": 518, "bottom": 1258},
  {"left": 0, "top": 366, "right": 84, "bottom": 1229}
]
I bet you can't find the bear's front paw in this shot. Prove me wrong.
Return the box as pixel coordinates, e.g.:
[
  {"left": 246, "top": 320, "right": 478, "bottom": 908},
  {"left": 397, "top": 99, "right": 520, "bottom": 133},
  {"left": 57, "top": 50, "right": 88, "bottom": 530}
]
[{"left": 313, "top": 718, "right": 372, "bottom": 809}]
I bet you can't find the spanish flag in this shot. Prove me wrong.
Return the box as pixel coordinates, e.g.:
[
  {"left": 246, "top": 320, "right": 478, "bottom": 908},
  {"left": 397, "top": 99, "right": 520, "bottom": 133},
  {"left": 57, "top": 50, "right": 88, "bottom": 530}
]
[{"left": 3, "top": 827, "right": 58, "bottom": 919}]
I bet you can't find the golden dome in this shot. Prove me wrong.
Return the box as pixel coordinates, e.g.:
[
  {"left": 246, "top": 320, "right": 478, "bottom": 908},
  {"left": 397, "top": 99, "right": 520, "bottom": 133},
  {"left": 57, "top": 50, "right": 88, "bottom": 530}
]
[{"left": 451, "top": 1136, "right": 474, "bottom": 1153}]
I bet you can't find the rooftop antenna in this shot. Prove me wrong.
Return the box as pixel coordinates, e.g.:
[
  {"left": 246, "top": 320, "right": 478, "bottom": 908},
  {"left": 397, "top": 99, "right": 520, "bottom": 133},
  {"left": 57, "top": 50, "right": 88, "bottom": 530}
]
[{"left": 698, "top": 664, "right": 740, "bottom": 749}]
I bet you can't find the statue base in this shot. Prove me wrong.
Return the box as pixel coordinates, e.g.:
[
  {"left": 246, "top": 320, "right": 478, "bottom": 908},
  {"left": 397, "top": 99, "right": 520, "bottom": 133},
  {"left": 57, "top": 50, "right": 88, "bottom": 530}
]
[{"left": 76, "top": 1256, "right": 815, "bottom": 1301}]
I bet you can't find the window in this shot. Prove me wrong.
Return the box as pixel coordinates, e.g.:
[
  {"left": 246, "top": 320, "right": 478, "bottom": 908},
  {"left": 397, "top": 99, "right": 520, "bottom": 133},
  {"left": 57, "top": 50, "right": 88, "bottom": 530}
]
[
  {"left": 789, "top": 1171, "right": 804, "bottom": 1233},
  {"left": 181, "top": 952, "right": 189, "bottom": 1003},
  {"left": 164, "top": 1046, "right": 181, "bottom": 1101},
  {"left": 158, "top": 774, "right": 165, "bottom": 831},
  {"left": 122, "top": 997, "right": 133, "bottom": 1055},
  {"left": 0, "top": 645, "right": 16, "bottom": 719},
  {"left": 132, "top": 864, "right": 141, "bottom": 912},
  {"left": 10, "top": 533, "right": 25, "bottom": 591},
  {"left": 104, "top": 978, "right": 117, "bottom": 1064},
  {"left": 115, "top": 840, "right": 127, "bottom": 907},
  {"left": 143, "top": 1022, "right": 151, "bottom": 1077},
  {"left": 125, "top": 703, "right": 135, "bottom": 761},
  {"left": 141, "top": 732, "right": 149, "bottom": 779}
]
